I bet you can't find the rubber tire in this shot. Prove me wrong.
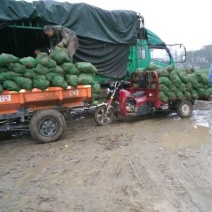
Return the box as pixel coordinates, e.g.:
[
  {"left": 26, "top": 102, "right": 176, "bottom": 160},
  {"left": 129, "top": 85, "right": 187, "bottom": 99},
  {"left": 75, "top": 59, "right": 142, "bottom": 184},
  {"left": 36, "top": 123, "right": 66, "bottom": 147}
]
[
  {"left": 94, "top": 105, "right": 115, "bottom": 126},
  {"left": 176, "top": 100, "right": 193, "bottom": 118},
  {"left": 29, "top": 109, "right": 66, "bottom": 144}
]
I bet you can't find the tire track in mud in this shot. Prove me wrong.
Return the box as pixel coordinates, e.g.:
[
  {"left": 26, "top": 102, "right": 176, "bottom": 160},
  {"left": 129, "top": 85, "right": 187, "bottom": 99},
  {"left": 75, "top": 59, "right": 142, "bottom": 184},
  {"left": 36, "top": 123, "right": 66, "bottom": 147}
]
[
  {"left": 1, "top": 104, "right": 212, "bottom": 211},
  {"left": 170, "top": 151, "right": 212, "bottom": 211}
]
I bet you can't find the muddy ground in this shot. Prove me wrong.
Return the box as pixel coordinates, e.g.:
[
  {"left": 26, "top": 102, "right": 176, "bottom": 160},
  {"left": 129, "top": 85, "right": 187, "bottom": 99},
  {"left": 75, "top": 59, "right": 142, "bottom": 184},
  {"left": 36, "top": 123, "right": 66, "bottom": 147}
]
[{"left": 0, "top": 101, "right": 212, "bottom": 212}]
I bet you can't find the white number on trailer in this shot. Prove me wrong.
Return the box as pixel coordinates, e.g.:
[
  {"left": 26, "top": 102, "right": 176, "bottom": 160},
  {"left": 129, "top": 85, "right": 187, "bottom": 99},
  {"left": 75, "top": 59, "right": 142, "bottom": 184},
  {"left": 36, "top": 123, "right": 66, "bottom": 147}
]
[
  {"left": 0, "top": 95, "right": 11, "bottom": 102},
  {"left": 70, "top": 90, "right": 79, "bottom": 96}
]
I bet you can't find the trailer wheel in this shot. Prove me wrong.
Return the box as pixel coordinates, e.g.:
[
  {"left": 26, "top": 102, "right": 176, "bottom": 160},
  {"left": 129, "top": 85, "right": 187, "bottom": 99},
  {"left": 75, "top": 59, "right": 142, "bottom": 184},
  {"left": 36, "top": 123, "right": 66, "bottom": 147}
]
[
  {"left": 29, "top": 109, "right": 66, "bottom": 144},
  {"left": 176, "top": 100, "right": 193, "bottom": 118},
  {"left": 94, "top": 105, "right": 115, "bottom": 126}
]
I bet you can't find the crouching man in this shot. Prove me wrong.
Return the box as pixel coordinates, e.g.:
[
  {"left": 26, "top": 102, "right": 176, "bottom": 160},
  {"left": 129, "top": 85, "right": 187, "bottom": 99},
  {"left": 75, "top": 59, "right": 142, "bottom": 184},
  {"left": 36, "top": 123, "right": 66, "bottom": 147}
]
[{"left": 43, "top": 25, "right": 79, "bottom": 57}]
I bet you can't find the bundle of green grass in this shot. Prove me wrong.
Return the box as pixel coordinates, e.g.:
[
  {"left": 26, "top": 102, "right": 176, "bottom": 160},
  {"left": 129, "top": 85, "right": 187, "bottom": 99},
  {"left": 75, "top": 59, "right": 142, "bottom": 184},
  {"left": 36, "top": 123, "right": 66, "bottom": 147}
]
[
  {"left": 0, "top": 47, "right": 100, "bottom": 103},
  {"left": 132, "top": 63, "right": 212, "bottom": 103}
]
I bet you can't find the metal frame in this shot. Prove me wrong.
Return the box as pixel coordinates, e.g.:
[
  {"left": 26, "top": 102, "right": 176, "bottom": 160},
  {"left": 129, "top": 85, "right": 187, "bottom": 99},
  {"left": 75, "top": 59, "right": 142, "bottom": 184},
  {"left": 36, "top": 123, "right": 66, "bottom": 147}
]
[{"left": 9, "top": 19, "right": 42, "bottom": 30}]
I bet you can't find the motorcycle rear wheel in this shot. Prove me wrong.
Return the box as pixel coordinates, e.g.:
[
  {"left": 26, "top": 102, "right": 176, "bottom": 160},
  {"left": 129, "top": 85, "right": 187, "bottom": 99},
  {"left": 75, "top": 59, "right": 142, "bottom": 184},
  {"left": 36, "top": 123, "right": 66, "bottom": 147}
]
[{"left": 94, "top": 105, "right": 115, "bottom": 126}]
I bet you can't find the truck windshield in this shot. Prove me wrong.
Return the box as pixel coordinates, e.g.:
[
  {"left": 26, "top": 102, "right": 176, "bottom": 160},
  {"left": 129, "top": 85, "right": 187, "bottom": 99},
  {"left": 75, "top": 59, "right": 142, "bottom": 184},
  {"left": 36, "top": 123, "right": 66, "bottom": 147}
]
[{"left": 150, "top": 48, "right": 170, "bottom": 64}]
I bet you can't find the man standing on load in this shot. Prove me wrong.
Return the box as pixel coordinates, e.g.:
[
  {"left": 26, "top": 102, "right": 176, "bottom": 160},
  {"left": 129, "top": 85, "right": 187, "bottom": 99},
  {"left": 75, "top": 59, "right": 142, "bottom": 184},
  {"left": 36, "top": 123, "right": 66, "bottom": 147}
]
[{"left": 43, "top": 25, "right": 79, "bottom": 58}]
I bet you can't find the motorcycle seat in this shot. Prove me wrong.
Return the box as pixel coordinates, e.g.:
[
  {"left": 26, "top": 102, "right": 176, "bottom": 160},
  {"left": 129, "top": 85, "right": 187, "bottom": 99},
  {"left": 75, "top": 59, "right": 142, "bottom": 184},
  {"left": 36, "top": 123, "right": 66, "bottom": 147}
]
[{"left": 132, "top": 91, "right": 145, "bottom": 98}]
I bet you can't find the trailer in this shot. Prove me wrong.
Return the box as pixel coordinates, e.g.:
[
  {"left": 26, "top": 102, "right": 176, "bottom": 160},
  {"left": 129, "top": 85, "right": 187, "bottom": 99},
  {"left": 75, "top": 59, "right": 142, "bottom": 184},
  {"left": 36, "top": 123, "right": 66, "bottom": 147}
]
[{"left": 0, "top": 85, "right": 91, "bottom": 144}]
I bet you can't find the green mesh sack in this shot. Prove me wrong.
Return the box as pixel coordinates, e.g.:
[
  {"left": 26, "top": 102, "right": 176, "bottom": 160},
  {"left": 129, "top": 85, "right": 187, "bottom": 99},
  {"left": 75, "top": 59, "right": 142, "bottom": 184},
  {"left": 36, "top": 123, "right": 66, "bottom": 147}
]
[
  {"left": 50, "top": 47, "right": 71, "bottom": 65},
  {"left": 169, "top": 85, "right": 178, "bottom": 93},
  {"left": 158, "top": 77, "right": 172, "bottom": 87},
  {"left": 176, "top": 91, "right": 185, "bottom": 100},
  {"left": 14, "top": 77, "right": 33, "bottom": 90},
  {"left": 33, "top": 64, "right": 49, "bottom": 75},
  {"left": 91, "top": 82, "right": 101, "bottom": 94},
  {"left": 86, "top": 72, "right": 96, "bottom": 78},
  {"left": 78, "top": 73, "right": 94, "bottom": 85},
  {"left": 185, "top": 82, "right": 193, "bottom": 91},
  {"left": 75, "top": 62, "right": 97, "bottom": 73},
  {"left": 3, "top": 80, "right": 20, "bottom": 91},
  {"left": 49, "top": 65, "right": 65, "bottom": 75},
  {"left": 155, "top": 69, "right": 169, "bottom": 77},
  {"left": 132, "top": 83, "right": 139, "bottom": 88},
  {"left": 0, "top": 84, "right": 3, "bottom": 94},
  {"left": 158, "top": 91, "right": 168, "bottom": 102},
  {"left": 184, "top": 91, "right": 191, "bottom": 99},
  {"left": 24, "top": 69, "right": 38, "bottom": 79},
  {"left": 131, "top": 72, "right": 140, "bottom": 81},
  {"left": 178, "top": 83, "right": 186, "bottom": 92},
  {"left": 91, "top": 92, "right": 99, "bottom": 99},
  {"left": 145, "top": 63, "right": 160, "bottom": 71},
  {"left": 51, "top": 75, "right": 68, "bottom": 89},
  {"left": 61, "top": 63, "right": 80, "bottom": 75},
  {"left": 191, "top": 90, "right": 199, "bottom": 100},
  {"left": 187, "top": 74, "right": 199, "bottom": 89},
  {"left": 65, "top": 74, "right": 78, "bottom": 87},
  {"left": 159, "top": 84, "right": 169, "bottom": 93},
  {"left": 169, "top": 71, "right": 182, "bottom": 88},
  {"left": 150, "top": 83, "right": 156, "bottom": 89},
  {"left": 19, "top": 57, "right": 38, "bottom": 68},
  {"left": 0, "top": 53, "right": 19, "bottom": 66},
  {"left": 0, "top": 72, "right": 22, "bottom": 82},
  {"left": 46, "top": 73, "right": 62, "bottom": 81},
  {"left": 90, "top": 93, "right": 99, "bottom": 104},
  {"left": 206, "top": 87, "right": 212, "bottom": 96},
  {"left": 6, "top": 63, "right": 26, "bottom": 74},
  {"left": 177, "top": 71, "right": 189, "bottom": 83},
  {"left": 197, "top": 88, "right": 206, "bottom": 98},
  {"left": 36, "top": 53, "right": 56, "bottom": 68},
  {"left": 33, "top": 76, "right": 50, "bottom": 90},
  {"left": 167, "top": 92, "right": 177, "bottom": 101},
  {"left": 197, "top": 73, "right": 210, "bottom": 85},
  {"left": 194, "top": 69, "right": 209, "bottom": 75},
  {"left": 0, "top": 67, "right": 9, "bottom": 72},
  {"left": 166, "top": 65, "right": 174, "bottom": 72}
]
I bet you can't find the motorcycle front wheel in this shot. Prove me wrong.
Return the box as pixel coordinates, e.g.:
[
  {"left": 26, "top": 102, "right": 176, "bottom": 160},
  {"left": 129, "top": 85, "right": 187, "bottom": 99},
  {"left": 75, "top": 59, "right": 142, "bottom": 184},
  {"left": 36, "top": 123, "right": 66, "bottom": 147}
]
[{"left": 94, "top": 105, "right": 115, "bottom": 126}]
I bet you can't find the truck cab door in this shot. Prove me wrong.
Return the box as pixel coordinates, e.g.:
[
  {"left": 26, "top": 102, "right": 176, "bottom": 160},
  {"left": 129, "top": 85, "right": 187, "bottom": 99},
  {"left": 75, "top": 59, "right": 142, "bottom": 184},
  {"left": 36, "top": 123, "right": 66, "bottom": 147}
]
[{"left": 137, "top": 40, "right": 150, "bottom": 69}]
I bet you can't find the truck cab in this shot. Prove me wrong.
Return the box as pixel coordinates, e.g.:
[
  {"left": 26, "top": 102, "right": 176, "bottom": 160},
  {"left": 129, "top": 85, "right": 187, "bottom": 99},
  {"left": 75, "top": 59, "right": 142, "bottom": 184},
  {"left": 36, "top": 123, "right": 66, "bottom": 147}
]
[{"left": 127, "top": 33, "right": 186, "bottom": 77}]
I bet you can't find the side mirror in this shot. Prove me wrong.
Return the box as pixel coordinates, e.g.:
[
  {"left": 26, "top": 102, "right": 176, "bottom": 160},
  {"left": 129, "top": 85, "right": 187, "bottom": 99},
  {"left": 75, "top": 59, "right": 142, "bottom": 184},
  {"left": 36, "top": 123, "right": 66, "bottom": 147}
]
[{"left": 167, "top": 44, "right": 186, "bottom": 63}]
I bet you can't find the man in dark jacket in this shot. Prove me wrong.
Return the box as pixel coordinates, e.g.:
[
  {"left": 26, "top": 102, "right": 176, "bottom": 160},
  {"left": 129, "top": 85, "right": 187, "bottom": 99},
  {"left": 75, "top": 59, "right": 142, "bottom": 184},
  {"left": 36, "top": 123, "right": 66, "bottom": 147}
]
[{"left": 43, "top": 25, "right": 79, "bottom": 57}]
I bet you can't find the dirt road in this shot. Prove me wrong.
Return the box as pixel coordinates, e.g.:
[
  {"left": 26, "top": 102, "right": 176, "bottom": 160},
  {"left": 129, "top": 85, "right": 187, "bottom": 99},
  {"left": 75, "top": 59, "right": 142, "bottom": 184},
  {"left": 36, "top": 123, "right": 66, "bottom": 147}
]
[{"left": 0, "top": 101, "right": 212, "bottom": 212}]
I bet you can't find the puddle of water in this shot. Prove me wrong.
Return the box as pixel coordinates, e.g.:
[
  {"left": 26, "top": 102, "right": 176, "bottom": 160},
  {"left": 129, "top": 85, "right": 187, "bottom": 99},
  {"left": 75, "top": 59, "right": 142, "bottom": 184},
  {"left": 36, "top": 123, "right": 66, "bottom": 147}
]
[
  {"left": 192, "top": 110, "right": 212, "bottom": 133},
  {"left": 163, "top": 125, "right": 211, "bottom": 150}
]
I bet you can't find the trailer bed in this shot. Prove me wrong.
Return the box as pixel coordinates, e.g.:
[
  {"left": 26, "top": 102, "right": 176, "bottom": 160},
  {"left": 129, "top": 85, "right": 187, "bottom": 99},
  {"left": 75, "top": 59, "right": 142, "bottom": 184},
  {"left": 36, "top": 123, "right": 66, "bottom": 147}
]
[{"left": 0, "top": 85, "right": 91, "bottom": 117}]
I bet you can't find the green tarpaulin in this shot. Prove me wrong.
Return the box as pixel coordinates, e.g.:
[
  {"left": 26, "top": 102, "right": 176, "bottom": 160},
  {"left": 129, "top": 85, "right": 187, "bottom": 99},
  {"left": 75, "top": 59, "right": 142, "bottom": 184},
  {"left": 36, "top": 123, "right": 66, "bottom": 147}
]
[{"left": 0, "top": 0, "right": 138, "bottom": 44}]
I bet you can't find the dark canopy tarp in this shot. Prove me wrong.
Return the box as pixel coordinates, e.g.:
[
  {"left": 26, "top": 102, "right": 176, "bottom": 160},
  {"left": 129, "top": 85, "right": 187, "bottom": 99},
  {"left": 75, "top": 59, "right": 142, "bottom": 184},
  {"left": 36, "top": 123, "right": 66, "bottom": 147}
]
[
  {"left": 0, "top": 0, "right": 140, "bottom": 78},
  {"left": 0, "top": 0, "right": 138, "bottom": 44}
]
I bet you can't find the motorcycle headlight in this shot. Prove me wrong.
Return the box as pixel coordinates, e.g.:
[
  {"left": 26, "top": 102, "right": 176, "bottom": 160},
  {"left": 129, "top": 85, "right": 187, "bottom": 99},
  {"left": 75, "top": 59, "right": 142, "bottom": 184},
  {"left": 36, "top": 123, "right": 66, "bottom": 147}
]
[{"left": 106, "top": 88, "right": 111, "bottom": 94}]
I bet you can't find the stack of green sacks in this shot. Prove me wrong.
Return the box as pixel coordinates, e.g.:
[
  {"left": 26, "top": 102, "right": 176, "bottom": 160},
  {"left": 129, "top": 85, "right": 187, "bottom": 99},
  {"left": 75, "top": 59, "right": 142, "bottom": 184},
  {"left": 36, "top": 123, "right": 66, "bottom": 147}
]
[
  {"left": 0, "top": 47, "right": 101, "bottom": 103},
  {"left": 134, "top": 64, "right": 212, "bottom": 102}
]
